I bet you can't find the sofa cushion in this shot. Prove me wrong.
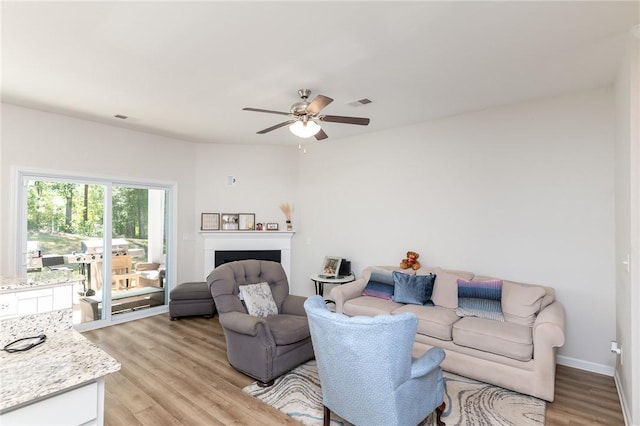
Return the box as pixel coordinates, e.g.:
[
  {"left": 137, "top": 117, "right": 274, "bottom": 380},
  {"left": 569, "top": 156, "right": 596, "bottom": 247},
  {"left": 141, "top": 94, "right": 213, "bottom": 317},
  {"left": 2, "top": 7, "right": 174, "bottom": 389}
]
[
  {"left": 502, "top": 281, "right": 547, "bottom": 326},
  {"left": 423, "top": 268, "right": 474, "bottom": 310},
  {"left": 240, "top": 282, "right": 278, "bottom": 317},
  {"left": 456, "top": 279, "right": 505, "bottom": 321},
  {"left": 343, "top": 296, "right": 403, "bottom": 317},
  {"left": 452, "top": 317, "right": 533, "bottom": 361},
  {"left": 362, "top": 266, "right": 415, "bottom": 282},
  {"left": 391, "top": 272, "right": 436, "bottom": 305},
  {"left": 361, "top": 268, "right": 395, "bottom": 300},
  {"left": 474, "top": 276, "right": 550, "bottom": 327},
  {"left": 457, "top": 298, "right": 505, "bottom": 321},
  {"left": 265, "top": 314, "right": 311, "bottom": 345},
  {"left": 393, "top": 304, "right": 460, "bottom": 341}
]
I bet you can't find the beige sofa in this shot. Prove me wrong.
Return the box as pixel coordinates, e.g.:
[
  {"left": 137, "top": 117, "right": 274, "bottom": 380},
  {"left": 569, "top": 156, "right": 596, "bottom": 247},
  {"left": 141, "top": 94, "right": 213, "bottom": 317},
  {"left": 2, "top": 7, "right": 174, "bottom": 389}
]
[{"left": 330, "top": 266, "right": 566, "bottom": 401}]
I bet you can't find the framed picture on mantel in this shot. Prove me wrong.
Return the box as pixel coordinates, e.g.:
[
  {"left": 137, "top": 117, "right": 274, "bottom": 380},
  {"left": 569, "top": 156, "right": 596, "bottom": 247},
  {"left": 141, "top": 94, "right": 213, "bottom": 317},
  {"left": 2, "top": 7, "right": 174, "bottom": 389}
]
[
  {"left": 221, "top": 213, "right": 239, "bottom": 230},
  {"left": 201, "top": 213, "right": 220, "bottom": 231},
  {"left": 238, "top": 213, "right": 255, "bottom": 230}
]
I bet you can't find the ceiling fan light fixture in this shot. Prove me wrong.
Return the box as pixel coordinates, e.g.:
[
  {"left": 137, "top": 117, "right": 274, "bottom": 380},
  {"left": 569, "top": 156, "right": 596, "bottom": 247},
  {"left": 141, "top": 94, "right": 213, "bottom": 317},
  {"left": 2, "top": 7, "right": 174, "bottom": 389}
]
[{"left": 289, "top": 120, "right": 321, "bottom": 138}]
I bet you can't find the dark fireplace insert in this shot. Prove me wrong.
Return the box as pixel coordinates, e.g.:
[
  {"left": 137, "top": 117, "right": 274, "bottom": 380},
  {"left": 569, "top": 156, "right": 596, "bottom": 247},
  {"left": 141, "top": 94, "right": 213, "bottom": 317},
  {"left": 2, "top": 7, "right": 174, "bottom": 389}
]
[{"left": 214, "top": 250, "right": 281, "bottom": 268}]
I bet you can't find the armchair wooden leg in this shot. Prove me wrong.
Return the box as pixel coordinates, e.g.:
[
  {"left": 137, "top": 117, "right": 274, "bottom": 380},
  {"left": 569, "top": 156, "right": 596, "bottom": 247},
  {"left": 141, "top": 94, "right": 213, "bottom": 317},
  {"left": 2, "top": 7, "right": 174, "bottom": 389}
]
[
  {"left": 436, "top": 401, "right": 446, "bottom": 426},
  {"left": 323, "top": 405, "right": 331, "bottom": 426}
]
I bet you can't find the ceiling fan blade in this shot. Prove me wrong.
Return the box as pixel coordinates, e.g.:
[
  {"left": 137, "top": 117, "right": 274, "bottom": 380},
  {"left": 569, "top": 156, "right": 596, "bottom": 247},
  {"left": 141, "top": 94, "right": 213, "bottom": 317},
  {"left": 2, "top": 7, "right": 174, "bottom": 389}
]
[
  {"left": 243, "top": 107, "right": 291, "bottom": 116},
  {"left": 314, "top": 129, "right": 328, "bottom": 141},
  {"left": 306, "top": 95, "right": 333, "bottom": 115},
  {"left": 256, "top": 120, "right": 296, "bottom": 134},
  {"left": 319, "top": 115, "right": 370, "bottom": 126}
]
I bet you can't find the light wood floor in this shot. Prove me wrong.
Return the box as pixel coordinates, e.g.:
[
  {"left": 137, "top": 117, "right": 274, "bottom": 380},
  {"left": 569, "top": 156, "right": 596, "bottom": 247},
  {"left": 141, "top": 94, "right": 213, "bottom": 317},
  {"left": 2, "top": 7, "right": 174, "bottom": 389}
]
[{"left": 83, "top": 314, "right": 625, "bottom": 426}]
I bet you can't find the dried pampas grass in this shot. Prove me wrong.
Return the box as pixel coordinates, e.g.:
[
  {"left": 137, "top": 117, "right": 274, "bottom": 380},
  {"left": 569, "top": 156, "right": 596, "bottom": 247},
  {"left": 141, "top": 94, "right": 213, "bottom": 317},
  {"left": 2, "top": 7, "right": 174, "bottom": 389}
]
[{"left": 279, "top": 203, "right": 293, "bottom": 221}]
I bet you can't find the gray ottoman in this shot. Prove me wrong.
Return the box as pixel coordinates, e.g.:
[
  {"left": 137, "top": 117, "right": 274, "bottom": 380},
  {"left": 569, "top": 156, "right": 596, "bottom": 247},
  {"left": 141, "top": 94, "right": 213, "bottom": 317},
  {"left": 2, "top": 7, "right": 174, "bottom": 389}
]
[{"left": 169, "top": 281, "right": 216, "bottom": 320}]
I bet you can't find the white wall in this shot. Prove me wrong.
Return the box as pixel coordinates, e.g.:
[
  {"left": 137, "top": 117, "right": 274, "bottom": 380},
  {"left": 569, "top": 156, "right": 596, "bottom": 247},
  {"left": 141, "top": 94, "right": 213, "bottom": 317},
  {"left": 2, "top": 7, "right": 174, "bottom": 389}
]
[
  {"left": 0, "top": 103, "right": 200, "bottom": 284},
  {"left": 293, "top": 88, "right": 616, "bottom": 371},
  {"left": 193, "top": 143, "right": 299, "bottom": 279},
  {"left": 614, "top": 29, "right": 639, "bottom": 425},
  {"left": 1, "top": 87, "right": 620, "bottom": 374}
]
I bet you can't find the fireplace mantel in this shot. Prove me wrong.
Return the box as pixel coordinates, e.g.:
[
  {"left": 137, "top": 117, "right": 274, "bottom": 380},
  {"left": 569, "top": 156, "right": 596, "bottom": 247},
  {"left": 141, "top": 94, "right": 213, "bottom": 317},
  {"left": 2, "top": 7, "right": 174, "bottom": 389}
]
[{"left": 200, "top": 231, "right": 295, "bottom": 279}]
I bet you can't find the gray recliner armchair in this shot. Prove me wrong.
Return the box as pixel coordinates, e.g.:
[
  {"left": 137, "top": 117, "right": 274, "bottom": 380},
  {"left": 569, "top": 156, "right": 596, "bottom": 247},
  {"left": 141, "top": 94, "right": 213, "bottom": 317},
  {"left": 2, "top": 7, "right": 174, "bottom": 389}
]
[{"left": 207, "top": 259, "right": 314, "bottom": 386}]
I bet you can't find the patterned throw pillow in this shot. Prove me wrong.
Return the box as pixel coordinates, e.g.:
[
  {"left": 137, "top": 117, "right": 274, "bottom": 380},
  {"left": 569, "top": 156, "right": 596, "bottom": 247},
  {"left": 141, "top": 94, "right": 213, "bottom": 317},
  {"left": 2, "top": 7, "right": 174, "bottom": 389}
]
[
  {"left": 456, "top": 279, "right": 505, "bottom": 321},
  {"left": 392, "top": 272, "right": 436, "bottom": 305},
  {"left": 361, "top": 269, "right": 395, "bottom": 300},
  {"left": 240, "top": 282, "right": 278, "bottom": 317}
]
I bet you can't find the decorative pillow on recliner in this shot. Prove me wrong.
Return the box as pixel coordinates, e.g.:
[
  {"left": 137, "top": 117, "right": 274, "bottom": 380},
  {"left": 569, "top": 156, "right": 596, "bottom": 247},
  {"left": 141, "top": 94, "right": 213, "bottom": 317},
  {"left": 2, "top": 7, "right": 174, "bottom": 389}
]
[
  {"left": 361, "top": 269, "right": 395, "bottom": 300},
  {"left": 391, "top": 272, "right": 436, "bottom": 305},
  {"left": 240, "top": 282, "right": 278, "bottom": 317},
  {"left": 456, "top": 279, "right": 505, "bottom": 321}
]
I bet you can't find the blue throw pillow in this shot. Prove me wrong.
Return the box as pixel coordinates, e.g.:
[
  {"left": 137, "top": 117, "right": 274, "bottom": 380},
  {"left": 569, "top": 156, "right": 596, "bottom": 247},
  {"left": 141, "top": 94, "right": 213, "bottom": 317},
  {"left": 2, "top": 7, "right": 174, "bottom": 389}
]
[
  {"left": 361, "top": 269, "right": 395, "bottom": 300},
  {"left": 456, "top": 279, "right": 504, "bottom": 321},
  {"left": 391, "top": 272, "right": 436, "bottom": 305}
]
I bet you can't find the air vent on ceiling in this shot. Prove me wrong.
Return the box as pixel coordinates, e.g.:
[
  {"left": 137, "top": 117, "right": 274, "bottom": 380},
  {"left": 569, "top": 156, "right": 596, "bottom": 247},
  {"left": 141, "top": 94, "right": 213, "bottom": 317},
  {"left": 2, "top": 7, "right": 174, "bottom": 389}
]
[
  {"left": 114, "top": 114, "right": 128, "bottom": 120},
  {"left": 347, "top": 98, "right": 372, "bottom": 107}
]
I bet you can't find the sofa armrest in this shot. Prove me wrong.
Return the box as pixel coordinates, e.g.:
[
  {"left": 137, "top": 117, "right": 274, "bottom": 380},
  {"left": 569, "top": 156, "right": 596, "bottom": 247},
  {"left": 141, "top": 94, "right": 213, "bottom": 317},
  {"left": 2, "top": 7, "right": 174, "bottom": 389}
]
[
  {"left": 330, "top": 278, "right": 367, "bottom": 313},
  {"left": 218, "top": 311, "right": 267, "bottom": 337},
  {"left": 282, "top": 294, "right": 307, "bottom": 316},
  {"left": 533, "top": 301, "right": 566, "bottom": 348}
]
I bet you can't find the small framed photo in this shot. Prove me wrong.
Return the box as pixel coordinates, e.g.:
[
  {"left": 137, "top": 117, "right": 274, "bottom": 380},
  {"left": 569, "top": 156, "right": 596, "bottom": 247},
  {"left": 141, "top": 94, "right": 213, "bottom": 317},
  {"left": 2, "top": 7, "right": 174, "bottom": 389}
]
[
  {"left": 238, "top": 213, "right": 256, "bottom": 230},
  {"left": 321, "top": 256, "right": 342, "bottom": 278},
  {"left": 201, "top": 213, "right": 220, "bottom": 231},
  {"left": 221, "top": 213, "right": 239, "bottom": 230},
  {"left": 265, "top": 222, "right": 279, "bottom": 231}
]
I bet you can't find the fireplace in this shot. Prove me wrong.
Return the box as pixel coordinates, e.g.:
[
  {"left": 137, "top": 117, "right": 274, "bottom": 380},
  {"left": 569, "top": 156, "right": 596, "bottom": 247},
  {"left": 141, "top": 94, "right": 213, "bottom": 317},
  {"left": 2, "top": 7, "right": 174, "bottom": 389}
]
[
  {"left": 215, "top": 250, "right": 281, "bottom": 267},
  {"left": 201, "top": 231, "right": 294, "bottom": 279}
]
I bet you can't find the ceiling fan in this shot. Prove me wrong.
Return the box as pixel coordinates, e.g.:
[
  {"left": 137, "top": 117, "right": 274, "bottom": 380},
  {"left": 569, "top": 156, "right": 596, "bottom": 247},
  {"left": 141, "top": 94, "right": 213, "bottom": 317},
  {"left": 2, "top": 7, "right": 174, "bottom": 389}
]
[{"left": 242, "top": 89, "right": 370, "bottom": 140}]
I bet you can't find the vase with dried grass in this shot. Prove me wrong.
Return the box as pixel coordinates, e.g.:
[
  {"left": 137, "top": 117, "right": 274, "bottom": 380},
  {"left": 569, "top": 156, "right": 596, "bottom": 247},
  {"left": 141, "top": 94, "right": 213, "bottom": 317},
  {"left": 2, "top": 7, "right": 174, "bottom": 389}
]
[{"left": 279, "top": 203, "right": 294, "bottom": 231}]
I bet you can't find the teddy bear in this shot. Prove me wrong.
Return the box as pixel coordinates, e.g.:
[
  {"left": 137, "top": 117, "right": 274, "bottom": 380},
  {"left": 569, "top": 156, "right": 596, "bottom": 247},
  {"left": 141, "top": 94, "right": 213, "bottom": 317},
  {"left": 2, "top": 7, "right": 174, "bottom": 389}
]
[{"left": 400, "top": 251, "right": 421, "bottom": 270}]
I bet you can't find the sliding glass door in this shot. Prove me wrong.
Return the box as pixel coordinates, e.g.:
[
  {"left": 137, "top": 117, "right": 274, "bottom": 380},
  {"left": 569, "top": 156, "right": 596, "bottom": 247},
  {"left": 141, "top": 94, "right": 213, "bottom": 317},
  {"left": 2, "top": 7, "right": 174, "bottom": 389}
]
[
  {"left": 108, "top": 185, "right": 168, "bottom": 321},
  {"left": 19, "top": 172, "right": 173, "bottom": 329}
]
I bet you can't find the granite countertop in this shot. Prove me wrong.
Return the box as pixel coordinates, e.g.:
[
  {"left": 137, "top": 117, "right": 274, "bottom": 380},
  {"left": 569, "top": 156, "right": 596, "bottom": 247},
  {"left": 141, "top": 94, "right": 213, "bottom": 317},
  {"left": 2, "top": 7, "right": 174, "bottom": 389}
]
[
  {"left": 0, "top": 271, "right": 85, "bottom": 293},
  {"left": 0, "top": 309, "right": 120, "bottom": 412}
]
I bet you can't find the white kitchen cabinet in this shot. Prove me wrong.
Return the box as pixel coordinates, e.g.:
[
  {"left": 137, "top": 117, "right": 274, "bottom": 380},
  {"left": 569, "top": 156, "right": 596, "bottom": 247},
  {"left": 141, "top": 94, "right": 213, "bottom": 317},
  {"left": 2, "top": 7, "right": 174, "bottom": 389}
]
[
  {"left": 0, "top": 380, "right": 103, "bottom": 426},
  {"left": 0, "top": 284, "right": 74, "bottom": 319}
]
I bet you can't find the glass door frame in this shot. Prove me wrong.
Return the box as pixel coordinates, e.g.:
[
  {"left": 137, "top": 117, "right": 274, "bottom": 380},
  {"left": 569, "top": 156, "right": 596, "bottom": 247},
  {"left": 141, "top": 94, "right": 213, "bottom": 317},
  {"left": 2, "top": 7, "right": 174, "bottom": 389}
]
[{"left": 15, "top": 168, "right": 177, "bottom": 331}]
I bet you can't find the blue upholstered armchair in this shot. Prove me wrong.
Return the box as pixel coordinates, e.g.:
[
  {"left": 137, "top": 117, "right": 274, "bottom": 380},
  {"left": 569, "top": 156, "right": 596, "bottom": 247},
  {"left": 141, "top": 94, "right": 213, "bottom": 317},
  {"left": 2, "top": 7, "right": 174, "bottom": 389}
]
[{"left": 304, "top": 296, "right": 446, "bottom": 426}]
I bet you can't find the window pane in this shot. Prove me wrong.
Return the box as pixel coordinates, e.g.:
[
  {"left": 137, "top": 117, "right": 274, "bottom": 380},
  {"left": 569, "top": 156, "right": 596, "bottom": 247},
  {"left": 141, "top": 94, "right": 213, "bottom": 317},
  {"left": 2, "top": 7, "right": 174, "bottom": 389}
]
[
  {"left": 109, "top": 186, "right": 167, "bottom": 318},
  {"left": 26, "top": 180, "right": 105, "bottom": 324}
]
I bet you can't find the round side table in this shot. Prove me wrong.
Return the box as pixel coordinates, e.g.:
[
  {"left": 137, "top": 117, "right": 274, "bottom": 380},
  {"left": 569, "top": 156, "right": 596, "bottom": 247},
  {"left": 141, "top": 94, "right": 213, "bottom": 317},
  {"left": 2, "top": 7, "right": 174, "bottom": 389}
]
[{"left": 310, "top": 273, "right": 355, "bottom": 299}]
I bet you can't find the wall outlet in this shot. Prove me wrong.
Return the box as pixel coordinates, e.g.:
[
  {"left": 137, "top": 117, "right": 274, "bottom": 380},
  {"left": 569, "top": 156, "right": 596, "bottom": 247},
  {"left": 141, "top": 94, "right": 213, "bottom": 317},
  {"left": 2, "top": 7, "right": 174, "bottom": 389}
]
[{"left": 611, "top": 341, "right": 623, "bottom": 365}]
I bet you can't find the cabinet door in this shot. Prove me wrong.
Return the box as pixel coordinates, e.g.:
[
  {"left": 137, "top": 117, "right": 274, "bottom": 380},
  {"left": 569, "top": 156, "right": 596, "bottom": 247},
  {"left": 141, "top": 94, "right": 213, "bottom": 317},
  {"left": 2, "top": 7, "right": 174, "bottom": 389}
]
[
  {"left": 16, "top": 298, "right": 38, "bottom": 316},
  {"left": 53, "top": 285, "right": 73, "bottom": 310},
  {"left": 0, "top": 293, "right": 18, "bottom": 318},
  {"left": 0, "top": 381, "right": 99, "bottom": 425}
]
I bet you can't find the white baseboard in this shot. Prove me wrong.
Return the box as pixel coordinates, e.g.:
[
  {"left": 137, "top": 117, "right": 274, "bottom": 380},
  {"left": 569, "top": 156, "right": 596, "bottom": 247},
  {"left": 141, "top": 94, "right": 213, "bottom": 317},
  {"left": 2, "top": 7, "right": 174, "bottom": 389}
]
[
  {"left": 558, "top": 356, "right": 635, "bottom": 425},
  {"left": 556, "top": 355, "right": 615, "bottom": 376},
  {"left": 614, "top": 371, "right": 634, "bottom": 426}
]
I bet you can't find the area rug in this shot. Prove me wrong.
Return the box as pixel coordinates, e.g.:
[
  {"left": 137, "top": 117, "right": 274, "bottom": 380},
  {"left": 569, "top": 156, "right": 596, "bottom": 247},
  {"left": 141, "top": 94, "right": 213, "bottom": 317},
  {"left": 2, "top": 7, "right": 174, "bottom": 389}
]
[{"left": 243, "top": 361, "right": 545, "bottom": 426}]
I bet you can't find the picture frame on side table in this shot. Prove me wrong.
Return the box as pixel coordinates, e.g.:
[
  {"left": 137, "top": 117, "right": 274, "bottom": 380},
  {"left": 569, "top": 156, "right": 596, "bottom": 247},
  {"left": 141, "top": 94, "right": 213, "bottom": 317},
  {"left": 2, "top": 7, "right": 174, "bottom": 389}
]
[
  {"left": 238, "top": 213, "right": 256, "bottom": 230},
  {"left": 265, "top": 222, "right": 279, "bottom": 231},
  {"left": 221, "top": 213, "right": 240, "bottom": 230},
  {"left": 201, "top": 213, "right": 220, "bottom": 231},
  {"left": 320, "top": 256, "right": 342, "bottom": 278}
]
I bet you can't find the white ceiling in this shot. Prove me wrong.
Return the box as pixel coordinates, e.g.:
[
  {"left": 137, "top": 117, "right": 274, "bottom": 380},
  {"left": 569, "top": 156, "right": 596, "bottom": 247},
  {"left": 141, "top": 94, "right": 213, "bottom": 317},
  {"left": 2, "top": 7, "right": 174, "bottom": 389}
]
[{"left": 2, "top": 1, "right": 638, "bottom": 146}]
